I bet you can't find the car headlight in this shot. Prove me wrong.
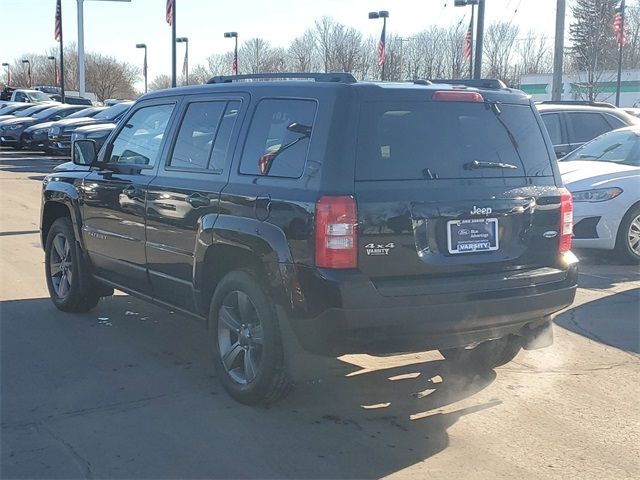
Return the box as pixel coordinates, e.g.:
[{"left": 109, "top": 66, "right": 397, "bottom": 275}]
[
  {"left": 8, "top": 124, "right": 24, "bottom": 130},
  {"left": 571, "top": 187, "right": 623, "bottom": 202}
]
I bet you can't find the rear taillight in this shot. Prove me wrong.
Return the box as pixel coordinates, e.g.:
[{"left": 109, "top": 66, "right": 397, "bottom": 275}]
[
  {"left": 559, "top": 187, "right": 573, "bottom": 253},
  {"left": 315, "top": 196, "right": 357, "bottom": 269}
]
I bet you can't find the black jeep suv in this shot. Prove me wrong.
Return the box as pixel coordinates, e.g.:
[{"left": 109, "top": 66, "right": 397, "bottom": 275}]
[{"left": 40, "top": 73, "right": 578, "bottom": 404}]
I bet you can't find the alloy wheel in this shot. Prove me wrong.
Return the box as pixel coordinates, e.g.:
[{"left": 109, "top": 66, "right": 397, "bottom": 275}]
[
  {"left": 49, "top": 233, "right": 73, "bottom": 298},
  {"left": 217, "top": 290, "right": 264, "bottom": 385},
  {"left": 628, "top": 214, "right": 640, "bottom": 256}
]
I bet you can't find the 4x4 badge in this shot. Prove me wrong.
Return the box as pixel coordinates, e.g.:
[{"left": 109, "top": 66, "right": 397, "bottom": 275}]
[{"left": 365, "top": 243, "right": 395, "bottom": 256}]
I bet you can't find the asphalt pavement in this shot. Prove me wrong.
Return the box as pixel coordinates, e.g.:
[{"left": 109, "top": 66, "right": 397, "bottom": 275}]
[{"left": 1, "top": 148, "right": 639, "bottom": 479}]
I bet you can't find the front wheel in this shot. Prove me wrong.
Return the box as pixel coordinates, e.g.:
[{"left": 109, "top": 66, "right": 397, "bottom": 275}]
[
  {"left": 615, "top": 205, "right": 640, "bottom": 264},
  {"left": 209, "top": 270, "right": 291, "bottom": 405},
  {"left": 440, "top": 335, "right": 522, "bottom": 369},
  {"left": 44, "top": 217, "right": 100, "bottom": 312}
]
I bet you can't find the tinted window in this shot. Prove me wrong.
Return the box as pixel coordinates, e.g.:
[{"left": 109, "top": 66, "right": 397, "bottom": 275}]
[
  {"left": 16, "top": 105, "right": 49, "bottom": 117},
  {"left": 169, "top": 101, "right": 226, "bottom": 170},
  {"left": 108, "top": 104, "right": 174, "bottom": 167},
  {"left": 14, "top": 92, "right": 27, "bottom": 102},
  {"left": 356, "top": 101, "right": 553, "bottom": 180},
  {"left": 604, "top": 114, "right": 627, "bottom": 130},
  {"left": 0, "top": 104, "right": 29, "bottom": 115},
  {"left": 564, "top": 130, "right": 640, "bottom": 166},
  {"left": 567, "top": 112, "right": 613, "bottom": 144},
  {"left": 210, "top": 101, "right": 241, "bottom": 172},
  {"left": 240, "top": 99, "right": 316, "bottom": 178},
  {"left": 541, "top": 113, "right": 563, "bottom": 145},
  {"left": 67, "top": 107, "right": 98, "bottom": 119}
]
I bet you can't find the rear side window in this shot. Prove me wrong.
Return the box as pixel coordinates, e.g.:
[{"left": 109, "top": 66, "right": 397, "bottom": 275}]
[
  {"left": 239, "top": 99, "right": 316, "bottom": 178},
  {"left": 604, "top": 114, "right": 627, "bottom": 130},
  {"left": 356, "top": 101, "right": 553, "bottom": 180},
  {"left": 541, "top": 113, "right": 563, "bottom": 145},
  {"left": 567, "top": 112, "right": 612, "bottom": 144}
]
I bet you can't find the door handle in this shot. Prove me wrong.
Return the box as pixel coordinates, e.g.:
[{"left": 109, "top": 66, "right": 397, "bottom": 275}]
[{"left": 187, "top": 193, "right": 211, "bottom": 208}]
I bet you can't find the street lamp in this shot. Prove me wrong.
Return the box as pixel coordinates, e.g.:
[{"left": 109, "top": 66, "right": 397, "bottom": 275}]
[
  {"left": 368, "top": 11, "right": 389, "bottom": 81},
  {"left": 224, "top": 32, "right": 239, "bottom": 75},
  {"left": 47, "top": 56, "right": 58, "bottom": 88},
  {"left": 176, "top": 37, "right": 189, "bottom": 85},
  {"left": 21, "top": 59, "right": 31, "bottom": 87},
  {"left": 136, "top": 43, "right": 148, "bottom": 93},
  {"left": 1, "top": 63, "right": 10, "bottom": 85}
]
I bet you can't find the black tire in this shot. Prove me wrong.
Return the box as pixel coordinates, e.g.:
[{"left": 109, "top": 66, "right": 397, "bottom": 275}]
[
  {"left": 615, "top": 204, "right": 640, "bottom": 264},
  {"left": 440, "top": 335, "right": 522, "bottom": 369},
  {"left": 209, "top": 270, "right": 290, "bottom": 405},
  {"left": 44, "top": 217, "right": 100, "bottom": 313}
]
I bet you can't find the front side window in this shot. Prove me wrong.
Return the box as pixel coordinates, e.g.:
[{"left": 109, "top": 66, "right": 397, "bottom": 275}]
[
  {"left": 108, "top": 104, "right": 174, "bottom": 167},
  {"left": 568, "top": 112, "right": 612, "bottom": 144},
  {"left": 239, "top": 99, "right": 316, "bottom": 178}
]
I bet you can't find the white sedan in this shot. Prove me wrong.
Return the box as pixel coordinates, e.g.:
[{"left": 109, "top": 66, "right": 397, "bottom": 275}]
[{"left": 559, "top": 126, "right": 639, "bottom": 264}]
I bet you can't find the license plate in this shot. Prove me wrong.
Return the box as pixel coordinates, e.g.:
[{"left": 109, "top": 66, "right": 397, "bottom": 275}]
[{"left": 447, "top": 218, "right": 499, "bottom": 254}]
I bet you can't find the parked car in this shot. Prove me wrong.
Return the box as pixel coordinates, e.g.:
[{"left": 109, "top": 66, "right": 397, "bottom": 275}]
[
  {"left": 53, "top": 123, "right": 116, "bottom": 170},
  {"left": 23, "top": 106, "right": 106, "bottom": 151},
  {"left": 41, "top": 74, "right": 578, "bottom": 405},
  {"left": 0, "top": 103, "right": 60, "bottom": 126},
  {"left": 0, "top": 104, "right": 87, "bottom": 149},
  {"left": 537, "top": 101, "right": 639, "bottom": 158},
  {"left": 0, "top": 102, "right": 32, "bottom": 118},
  {"left": 559, "top": 126, "right": 640, "bottom": 263},
  {"left": 47, "top": 101, "right": 132, "bottom": 155},
  {"left": 10, "top": 89, "right": 54, "bottom": 103}
]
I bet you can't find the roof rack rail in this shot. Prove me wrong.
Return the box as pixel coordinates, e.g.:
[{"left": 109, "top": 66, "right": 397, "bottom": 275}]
[
  {"left": 207, "top": 72, "right": 357, "bottom": 84},
  {"left": 537, "top": 100, "right": 616, "bottom": 109},
  {"left": 411, "top": 79, "right": 432, "bottom": 85},
  {"left": 430, "top": 78, "right": 507, "bottom": 89}
]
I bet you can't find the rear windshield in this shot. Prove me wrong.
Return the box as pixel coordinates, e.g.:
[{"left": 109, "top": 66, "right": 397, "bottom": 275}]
[{"left": 356, "top": 101, "right": 553, "bottom": 180}]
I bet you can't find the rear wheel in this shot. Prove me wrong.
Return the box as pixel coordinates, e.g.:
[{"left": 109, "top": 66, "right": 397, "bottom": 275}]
[
  {"left": 209, "top": 270, "right": 290, "bottom": 405},
  {"left": 45, "top": 217, "right": 100, "bottom": 312},
  {"left": 440, "top": 335, "right": 522, "bottom": 369},
  {"left": 615, "top": 205, "right": 640, "bottom": 264}
]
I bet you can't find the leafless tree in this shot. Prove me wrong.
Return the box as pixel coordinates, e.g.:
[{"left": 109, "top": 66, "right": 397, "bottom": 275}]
[
  {"left": 288, "top": 31, "right": 318, "bottom": 72},
  {"left": 149, "top": 74, "right": 171, "bottom": 91},
  {"left": 483, "top": 21, "right": 520, "bottom": 83},
  {"left": 515, "top": 33, "right": 552, "bottom": 76}
]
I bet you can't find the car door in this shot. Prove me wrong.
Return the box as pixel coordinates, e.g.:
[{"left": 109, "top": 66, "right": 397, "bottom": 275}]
[
  {"left": 81, "top": 99, "right": 178, "bottom": 294},
  {"left": 540, "top": 112, "right": 570, "bottom": 158},
  {"left": 566, "top": 111, "right": 615, "bottom": 151},
  {"left": 145, "top": 95, "right": 246, "bottom": 311}
]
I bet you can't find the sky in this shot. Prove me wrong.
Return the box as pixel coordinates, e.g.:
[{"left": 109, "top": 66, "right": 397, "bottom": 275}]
[{"left": 1, "top": 0, "right": 567, "bottom": 89}]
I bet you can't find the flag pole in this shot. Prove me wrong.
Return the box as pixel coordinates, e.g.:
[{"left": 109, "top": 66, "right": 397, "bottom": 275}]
[
  {"left": 56, "top": 0, "right": 66, "bottom": 103},
  {"left": 469, "top": 5, "right": 475, "bottom": 79},
  {"left": 171, "top": 1, "right": 177, "bottom": 88},
  {"left": 615, "top": 0, "right": 625, "bottom": 107}
]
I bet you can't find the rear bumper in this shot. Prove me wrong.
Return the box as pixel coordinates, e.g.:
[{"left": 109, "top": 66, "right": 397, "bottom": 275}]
[{"left": 284, "top": 253, "right": 578, "bottom": 356}]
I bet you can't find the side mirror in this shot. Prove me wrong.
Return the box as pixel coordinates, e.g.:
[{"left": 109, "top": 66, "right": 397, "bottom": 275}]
[
  {"left": 287, "top": 122, "right": 312, "bottom": 137},
  {"left": 72, "top": 139, "right": 97, "bottom": 166}
]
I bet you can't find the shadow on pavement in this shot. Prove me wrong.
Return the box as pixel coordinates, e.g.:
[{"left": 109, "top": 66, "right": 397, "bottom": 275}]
[
  {"left": 0, "top": 155, "right": 64, "bottom": 175},
  {"left": 555, "top": 288, "right": 640, "bottom": 354},
  {"left": 1, "top": 295, "right": 499, "bottom": 479}
]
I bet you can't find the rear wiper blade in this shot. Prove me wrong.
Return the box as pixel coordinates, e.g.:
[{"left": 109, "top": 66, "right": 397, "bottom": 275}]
[{"left": 464, "top": 160, "right": 518, "bottom": 170}]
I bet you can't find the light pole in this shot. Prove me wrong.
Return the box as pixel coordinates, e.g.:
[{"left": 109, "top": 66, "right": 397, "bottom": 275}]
[
  {"left": 47, "top": 56, "right": 58, "bottom": 88},
  {"left": 21, "top": 59, "right": 31, "bottom": 88},
  {"left": 398, "top": 37, "right": 412, "bottom": 80},
  {"left": 224, "top": 32, "right": 239, "bottom": 75},
  {"left": 136, "top": 43, "right": 148, "bottom": 93},
  {"left": 2, "top": 63, "right": 10, "bottom": 85},
  {"left": 76, "top": 0, "right": 131, "bottom": 97},
  {"left": 368, "top": 10, "right": 389, "bottom": 81},
  {"left": 176, "top": 37, "right": 189, "bottom": 85}
]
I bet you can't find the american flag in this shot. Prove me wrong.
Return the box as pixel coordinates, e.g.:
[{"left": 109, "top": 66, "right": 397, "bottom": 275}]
[
  {"left": 613, "top": 1, "right": 627, "bottom": 47},
  {"left": 54, "top": 0, "right": 62, "bottom": 42},
  {"left": 376, "top": 22, "right": 386, "bottom": 66},
  {"left": 231, "top": 54, "right": 238, "bottom": 75},
  {"left": 166, "top": 0, "right": 174, "bottom": 26},
  {"left": 464, "top": 18, "right": 473, "bottom": 61}
]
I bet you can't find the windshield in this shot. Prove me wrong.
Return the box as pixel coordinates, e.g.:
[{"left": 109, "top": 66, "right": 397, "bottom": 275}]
[
  {"left": 0, "top": 104, "right": 29, "bottom": 115},
  {"left": 563, "top": 129, "right": 640, "bottom": 166},
  {"left": 356, "top": 101, "right": 553, "bottom": 180},
  {"left": 26, "top": 91, "right": 53, "bottom": 102},
  {"left": 94, "top": 102, "right": 131, "bottom": 120},
  {"left": 15, "top": 105, "right": 51, "bottom": 117},
  {"left": 34, "top": 107, "right": 65, "bottom": 120},
  {"left": 66, "top": 107, "right": 95, "bottom": 119}
]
